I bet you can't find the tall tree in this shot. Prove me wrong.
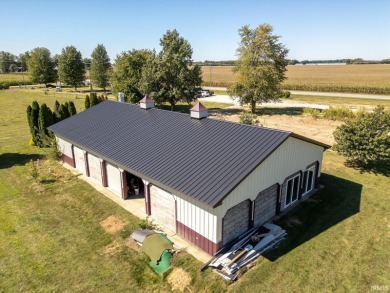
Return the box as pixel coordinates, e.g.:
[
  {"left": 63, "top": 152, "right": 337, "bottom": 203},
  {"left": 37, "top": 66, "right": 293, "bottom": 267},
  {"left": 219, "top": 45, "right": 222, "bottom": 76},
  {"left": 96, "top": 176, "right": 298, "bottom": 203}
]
[
  {"left": 0, "top": 51, "right": 17, "bottom": 73},
  {"left": 38, "top": 103, "right": 54, "bottom": 136},
  {"left": 68, "top": 101, "right": 77, "bottom": 116},
  {"left": 85, "top": 95, "right": 90, "bottom": 109},
  {"left": 18, "top": 51, "right": 30, "bottom": 71},
  {"left": 111, "top": 49, "right": 154, "bottom": 103},
  {"left": 141, "top": 30, "right": 202, "bottom": 110},
  {"left": 90, "top": 44, "right": 111, "bottom": 90},
  {"left": 58, "top": 46, "right": 85, "bottom": 90},
  {"left": 28, "top": 47, "right": 57, "bottom": 85},
  {"left": 228, "top": 24, "right": 289, "bottom": 113}
]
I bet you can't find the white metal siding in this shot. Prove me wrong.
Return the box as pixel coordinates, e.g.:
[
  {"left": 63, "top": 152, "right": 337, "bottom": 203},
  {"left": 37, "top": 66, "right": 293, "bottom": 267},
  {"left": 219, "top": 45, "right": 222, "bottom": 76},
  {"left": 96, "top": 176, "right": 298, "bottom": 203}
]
[
  {"left": 150, "top": 185, "right": 176, "bottom": 231},
  {"left": 176, "top": 196, "right": 217, "bottom": 243},
  {"left": 87, "top": 153, "right": 101, "bottom": 183},
  {"left": 106, "top": 163, "right": 121, "bottom": 197},
  {"left": 214, "top": 137, "right": 324, "bottom": 242},
  {"left": 56, "top": 137, "right": 72, "bottom": 157},
  {"left": 73, "top": 146, "right": 86, "bottom": 175}
]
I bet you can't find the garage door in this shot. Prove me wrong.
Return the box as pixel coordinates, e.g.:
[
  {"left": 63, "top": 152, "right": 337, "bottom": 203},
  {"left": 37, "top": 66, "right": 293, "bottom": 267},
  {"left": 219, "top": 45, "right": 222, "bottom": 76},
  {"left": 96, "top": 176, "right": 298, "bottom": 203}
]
[
  {"left": 222, "top": 199, "right": 251, "bottom": 245},
  {"left": 150, "top": 185, "right": 176, "bottom": 231},
  {"left": 87, "top": 153, "right": 102, "bottom": 183},
  {"left": 73, "top": 146, "right": 86, "bottom": 175},
  {"left": 106, "top": 163, "right": 121, "bottom": 197},
  {"left": 254, "top": 184, "right": 278, "bottom": 227}
]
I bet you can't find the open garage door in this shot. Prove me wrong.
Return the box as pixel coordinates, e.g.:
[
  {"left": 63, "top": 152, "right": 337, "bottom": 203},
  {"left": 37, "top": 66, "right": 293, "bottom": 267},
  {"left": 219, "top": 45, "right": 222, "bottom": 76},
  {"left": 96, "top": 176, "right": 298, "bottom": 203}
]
[
  {"left": 106, "top": 163, "right": 121, "bottom": 197},
  {"left": 222, "top": 199, "right": 251, "bottom": 245},
  {"left": 150, "top": 185, "right": 176, "bottom": 231},
  {"left": 73, "top": 146, "right": 86, "bottom": 175}
]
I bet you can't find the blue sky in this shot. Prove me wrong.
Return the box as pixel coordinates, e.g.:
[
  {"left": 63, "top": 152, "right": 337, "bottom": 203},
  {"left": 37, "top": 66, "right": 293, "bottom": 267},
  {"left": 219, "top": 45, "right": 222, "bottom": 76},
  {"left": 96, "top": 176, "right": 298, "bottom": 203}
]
[{"left": 2, "top": 0, "right": 389, "bottom": 62}]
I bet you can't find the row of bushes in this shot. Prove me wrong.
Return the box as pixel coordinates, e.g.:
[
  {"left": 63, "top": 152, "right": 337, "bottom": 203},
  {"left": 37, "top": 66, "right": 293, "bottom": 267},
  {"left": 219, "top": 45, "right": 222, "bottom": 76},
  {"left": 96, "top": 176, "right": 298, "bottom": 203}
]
[
  {"left": 303, "top": 106, "right": 367, "bottom": 121},
  {"left": 0, "top": 80, "right": 33, "bottom": 90},
  {"left": 27, "top": 100, "right": 77, "bottom": 147}
]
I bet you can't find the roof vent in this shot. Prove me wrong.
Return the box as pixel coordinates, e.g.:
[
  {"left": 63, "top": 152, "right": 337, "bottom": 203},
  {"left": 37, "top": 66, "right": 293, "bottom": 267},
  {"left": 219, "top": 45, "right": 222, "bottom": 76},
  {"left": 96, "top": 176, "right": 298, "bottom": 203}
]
[
  {"left": 190, "top": 102, "right": 208, "bottom": 119},
  {"left": 140, "top": 96, "right": 155, "bottom": 109},
  {"left": 118, "top": 92, "right": 125, "bottom": 103}
]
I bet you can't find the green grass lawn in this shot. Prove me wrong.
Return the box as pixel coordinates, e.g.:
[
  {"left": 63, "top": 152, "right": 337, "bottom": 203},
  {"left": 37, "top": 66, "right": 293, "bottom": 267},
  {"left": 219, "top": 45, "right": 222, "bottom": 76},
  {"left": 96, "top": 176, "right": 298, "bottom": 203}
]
[
  {"left": 0, "top": 88, "right": 389, "bottom": 292},
  {"left": 290, "top": 94, "right": 390, "bottom": 110}
]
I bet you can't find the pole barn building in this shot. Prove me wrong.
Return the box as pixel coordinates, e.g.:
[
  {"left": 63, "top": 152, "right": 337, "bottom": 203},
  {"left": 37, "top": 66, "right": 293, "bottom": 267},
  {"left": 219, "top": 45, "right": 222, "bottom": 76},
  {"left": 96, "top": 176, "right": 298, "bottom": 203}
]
[{"left": 48, "top": 99, "right": 329, "bottom": 255}]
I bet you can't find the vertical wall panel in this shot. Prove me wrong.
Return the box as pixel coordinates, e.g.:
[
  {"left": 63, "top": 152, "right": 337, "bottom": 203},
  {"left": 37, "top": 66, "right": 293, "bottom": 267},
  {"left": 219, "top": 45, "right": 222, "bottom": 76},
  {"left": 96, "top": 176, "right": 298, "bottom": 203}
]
[
  {"left": 106, "top": 163, "right": 121, "bottom": 196},
  {"left": 87, "top": 153, "right": 102, "bottom": 183},
  {"left": 73, "top": 146, "right": 86, "bottom": 175}
]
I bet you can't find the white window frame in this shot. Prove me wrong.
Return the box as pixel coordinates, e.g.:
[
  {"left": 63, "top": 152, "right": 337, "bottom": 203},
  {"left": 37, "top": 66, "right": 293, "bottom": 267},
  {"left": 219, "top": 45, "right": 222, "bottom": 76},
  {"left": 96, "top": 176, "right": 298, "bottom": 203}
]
[
  {"left": 302, "top": 166, "right": 315, "bottom": 196},
  {"left": 285, "top": 174, "right": 300, "bottom": 207}
]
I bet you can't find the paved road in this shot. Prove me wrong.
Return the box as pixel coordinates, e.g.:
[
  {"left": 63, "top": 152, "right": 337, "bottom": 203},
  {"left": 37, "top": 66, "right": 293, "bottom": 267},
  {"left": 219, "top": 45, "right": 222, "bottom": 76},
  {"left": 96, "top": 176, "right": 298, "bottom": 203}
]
[
  {"left": 204, "top": 86, "right": 390, "bottom": 101},
  {"left": 198, "top": 95, "right": 329, "bottom": 109}
]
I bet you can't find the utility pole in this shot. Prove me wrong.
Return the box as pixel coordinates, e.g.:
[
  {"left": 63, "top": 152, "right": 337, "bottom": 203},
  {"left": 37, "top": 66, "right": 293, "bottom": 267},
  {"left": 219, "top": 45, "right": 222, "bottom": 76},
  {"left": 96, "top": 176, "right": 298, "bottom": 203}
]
[{"left": 209, "top": 63, "right": 212, "bottom": 84}]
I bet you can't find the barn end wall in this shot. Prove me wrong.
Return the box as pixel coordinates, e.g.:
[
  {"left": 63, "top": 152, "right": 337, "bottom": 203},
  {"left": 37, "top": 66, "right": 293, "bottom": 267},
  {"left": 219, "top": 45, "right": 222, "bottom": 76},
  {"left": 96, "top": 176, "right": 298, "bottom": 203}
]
[{"left": 214, "top": 137, "right": 325, "bottom": 243}]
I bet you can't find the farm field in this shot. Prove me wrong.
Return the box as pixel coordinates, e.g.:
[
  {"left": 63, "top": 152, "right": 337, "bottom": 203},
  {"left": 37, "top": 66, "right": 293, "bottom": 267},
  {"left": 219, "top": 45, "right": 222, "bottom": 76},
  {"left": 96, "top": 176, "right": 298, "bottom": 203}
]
[
  {"left": 201, "top": 64, "right": 390, "bottom": 94},
  {"left": 0, "top": 73, "right": 30, "bottom": 82},
  {"left": 0, "top": 88, "right": 389, "bottom": 292}
]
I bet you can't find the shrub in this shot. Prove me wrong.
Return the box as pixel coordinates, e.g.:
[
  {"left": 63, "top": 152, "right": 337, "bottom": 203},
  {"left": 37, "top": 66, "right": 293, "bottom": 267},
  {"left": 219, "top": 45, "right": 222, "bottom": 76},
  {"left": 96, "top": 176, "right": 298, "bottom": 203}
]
[
  {"left": 323, "top": 107, "right": 355, "bottom": 121},
  {"left": 138, "top": 219, "right": 155, "bottom": 230},
  {"left": 239, "top": 112, "right": 259, "bottom": 125},
  {"left": 303, "top": 107, "right": 321, "bottom": 119},
  {"left": 280, "top": 91, "right": 291, "bottom": 99},
  {"left": 333, "top": 106, "right": 390, "bottom": 164},
  {"left": 85, "top": 95, "right": 90, "bottom": 109},
  {"left": 28, "top": 160, "right": 39, "bottom": 181},
  {"left": 68, "top": 101, "right": 77, "bottom": 116}
]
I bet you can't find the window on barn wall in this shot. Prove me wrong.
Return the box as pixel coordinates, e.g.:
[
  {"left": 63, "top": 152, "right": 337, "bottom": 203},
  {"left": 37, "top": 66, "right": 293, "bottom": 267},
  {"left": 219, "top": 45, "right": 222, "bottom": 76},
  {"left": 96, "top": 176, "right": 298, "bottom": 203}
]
[
  {"left": 285, "top": 174, "right": 300, "bottom": 206},
  {"left": 302, "top": 166, "right": 315, "bottom": 195}
]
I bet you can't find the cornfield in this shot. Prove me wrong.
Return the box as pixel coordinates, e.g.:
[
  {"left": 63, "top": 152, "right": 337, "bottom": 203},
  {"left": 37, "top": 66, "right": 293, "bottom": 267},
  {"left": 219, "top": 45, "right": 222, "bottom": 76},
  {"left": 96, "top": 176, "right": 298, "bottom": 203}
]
[{"left": 201, "top": 64, "right": 390, "bottom": 95}]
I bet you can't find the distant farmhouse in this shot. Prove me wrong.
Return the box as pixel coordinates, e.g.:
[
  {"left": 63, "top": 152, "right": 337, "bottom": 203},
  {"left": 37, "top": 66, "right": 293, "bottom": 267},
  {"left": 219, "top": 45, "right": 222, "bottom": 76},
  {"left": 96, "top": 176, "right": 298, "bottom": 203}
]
[{"left": 48, "top": 99, "right": 329, "bottom": 255}]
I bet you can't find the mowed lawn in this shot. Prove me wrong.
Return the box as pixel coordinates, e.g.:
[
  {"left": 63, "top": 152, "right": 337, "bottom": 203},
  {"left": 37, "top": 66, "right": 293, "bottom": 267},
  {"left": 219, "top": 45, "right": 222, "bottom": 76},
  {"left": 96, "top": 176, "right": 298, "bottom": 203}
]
[{"left": 1, "top": 88, "right": 389, "bottom": 292}]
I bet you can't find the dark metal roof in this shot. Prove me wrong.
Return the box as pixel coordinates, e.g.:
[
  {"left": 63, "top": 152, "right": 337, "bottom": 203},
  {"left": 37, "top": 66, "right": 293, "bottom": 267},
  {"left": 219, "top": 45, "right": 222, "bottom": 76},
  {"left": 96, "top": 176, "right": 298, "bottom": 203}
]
[{"left": 48, "top": 101, "right": 328, "bottom": 208}]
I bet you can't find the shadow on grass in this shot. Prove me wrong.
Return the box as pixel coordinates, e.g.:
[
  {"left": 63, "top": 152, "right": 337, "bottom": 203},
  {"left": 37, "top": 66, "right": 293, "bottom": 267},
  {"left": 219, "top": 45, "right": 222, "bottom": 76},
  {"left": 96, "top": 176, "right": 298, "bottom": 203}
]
[
  {"left": 40, "top": 178, "right": 57, "bottom": 184},
  {"left": 256, "top": 107, "right": 304, "bottom": 116},
  {"left": 0, "top": 153, "right": 44, "bottom": 169},
  {"left": 345, "top": 160, "right": 389, "bottom": 177},
  {"left": 264, "top": 173, "right": 362, "bottom": 261}
]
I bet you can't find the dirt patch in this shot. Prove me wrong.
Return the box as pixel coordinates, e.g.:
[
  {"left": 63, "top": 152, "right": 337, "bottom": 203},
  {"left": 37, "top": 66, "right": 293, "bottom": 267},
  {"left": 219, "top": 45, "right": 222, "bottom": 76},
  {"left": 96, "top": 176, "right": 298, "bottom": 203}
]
[
  {"left": 124, "top": 237, "right": 141, "bottom": 252},
  {"left": 102, "top": 239, "right": 123, "bottom": 256},
  {"left": 166, "top": 268, "right": 191, "bottom": 292},
  {"left": 100, "top": 215, "right": 127, "bottom": 234},
  {"left": 210, "top": 108, "right": 341, "bottom": 146}
]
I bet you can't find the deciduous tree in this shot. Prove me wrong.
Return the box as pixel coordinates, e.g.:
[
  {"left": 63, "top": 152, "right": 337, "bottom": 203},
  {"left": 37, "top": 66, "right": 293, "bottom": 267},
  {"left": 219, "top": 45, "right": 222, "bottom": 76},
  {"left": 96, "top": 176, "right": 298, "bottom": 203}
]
[
  {"left": 141, "top": 30, "right": 202, "bottom": 110},
  {"left": 0, "top": 51, "right": 16, "bottom": 74},
  {"left": 111, "top": 49, "right": 154, "bottom": 103},
  {"left": 228, "top": 24, "right": 289, "bottom": 113},
  {"left": 18, "top": 51, "right": 30, "bottom": 72},
  {"left": 28, "top": 47, "right": 57, "bottom": 85},
  {"left": 90, "top": 44, "right": 111, "bottom": 90},
  {"left": 58, "top": 46, "right": 85, "bottom": 90}
]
